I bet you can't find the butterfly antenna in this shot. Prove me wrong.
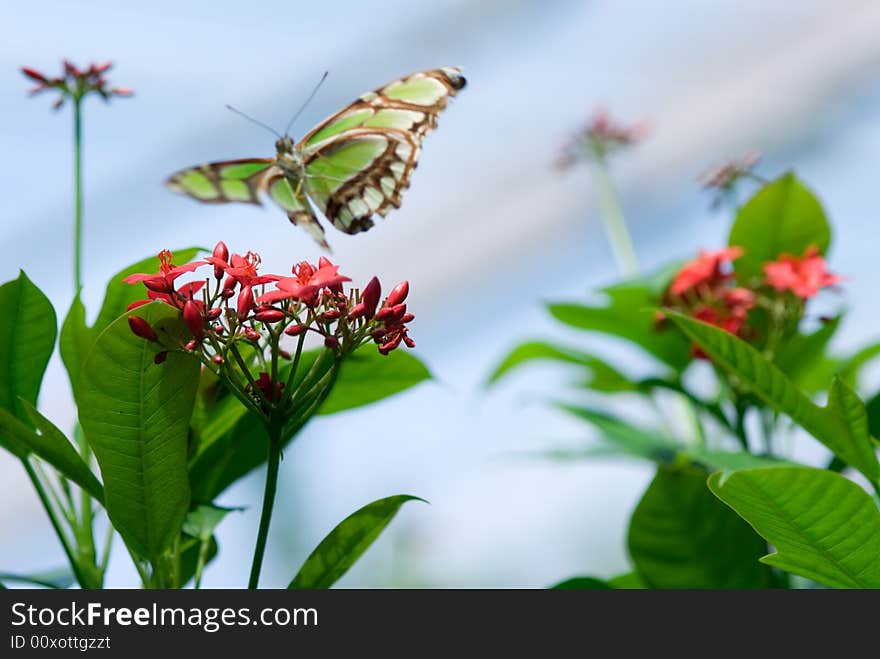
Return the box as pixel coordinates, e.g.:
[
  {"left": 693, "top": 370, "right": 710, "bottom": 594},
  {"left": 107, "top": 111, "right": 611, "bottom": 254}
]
[
  {"left": 225, "top": 105, "right": 282, "bottom": 139},
  {"left": 285, "top": 71, "right": 329, "bottom": 136}
]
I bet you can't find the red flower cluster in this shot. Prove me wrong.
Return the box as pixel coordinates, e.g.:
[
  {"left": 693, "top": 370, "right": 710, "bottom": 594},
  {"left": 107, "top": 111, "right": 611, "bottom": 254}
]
[
  {"left": 124, "top": 244, "right": 415, "bottom": 364},
  {"left": 21, "top": 60, "right": 132, "bottom": 109},
  {"left": 661, "top": 247, "right": 755, "bottom": 355},
  {"left": 764, "top": 246, "right": 842, "bottom": 299},
  {"left": 662, "top": 243, "right": 840, "bottom": 358},
  {"left": 557, "top": 107, "right": 648, "bottom": 168}
]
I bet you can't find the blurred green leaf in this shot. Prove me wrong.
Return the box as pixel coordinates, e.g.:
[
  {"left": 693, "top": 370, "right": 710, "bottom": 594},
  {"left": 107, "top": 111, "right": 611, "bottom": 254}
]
[
  {"left": 607, "top": 571, "right": 647, "bottom": 589},
  {"left": 684, "top": 448, "right": 790, "bottom": 472},
  {"left": 628, "top": 464, "right": 776, "bottom": 588},
  {"left": 0, "top": 271, "right": 56, "bottom": 423},
  {"left": 548, "top": 273, "right": 691, "bottom": 372},
  {"left": 0, "top": 403, "right": 103, "bottom": 502},
  {"left": 709, "top": 467, "right": 880, "bottom": 588},
  {"left": 669, "top": 312, "right": 880, "bottom": 483},
  {"left": 729, "top": 174, "right": 831, "bottom": 282},
  {"left": 289, "top": 495, "right": 425, "bottom": 589},
  {"left": 79, "top": 303, "right": 199, "bottom": 561},
  {"left": 557, "top": 405, "right": 679, "bottom": 463},
  {"left": 774, "top": 317, "right": 841, "bottom": 393},
  {"left": 551, "top": 576, "right": 611, "bottom": 589},
  {"left": 0, "top": 568, "right": 75, "bottom": 589},
  {"left": 319, "top": 349, "right": 430, "bottom": 415},
  {"left": 61, "top": 247, "right": 202, "bottom": 396},
  {"left": 838, "top": 341, "right": 880, "bottom": 388},
  {"left": 487, "top": 340, "right": 642, "bottom": 392},
  {"left": 866, "top": 391, "right": 880, "bottom": 438}
]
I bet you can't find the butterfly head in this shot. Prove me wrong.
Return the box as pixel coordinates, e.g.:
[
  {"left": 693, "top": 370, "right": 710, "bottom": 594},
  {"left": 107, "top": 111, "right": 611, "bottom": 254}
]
[{"left": 275, "top": 136, "right": 296, "bottom": 156}]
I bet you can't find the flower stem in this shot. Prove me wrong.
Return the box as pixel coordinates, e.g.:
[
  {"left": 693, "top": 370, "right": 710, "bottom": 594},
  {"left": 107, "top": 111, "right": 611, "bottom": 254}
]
[
  {"left": 248, "top": 419, "right": 283, "bottom": 589},
  {"left": 589, "top": 154, "right": 639, "bottom": 277},
  {"left": 73, "top": 98, "right": 84, "bottom": 293}
]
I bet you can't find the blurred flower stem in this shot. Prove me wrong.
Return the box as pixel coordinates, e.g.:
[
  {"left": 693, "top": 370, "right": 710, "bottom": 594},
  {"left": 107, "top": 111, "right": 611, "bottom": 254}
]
[
  {"left": 588, "top": 150, "right": 640, "bottom": 277},
  {"left": 73, "top": 97, "right": 84, "bottom": 292}
]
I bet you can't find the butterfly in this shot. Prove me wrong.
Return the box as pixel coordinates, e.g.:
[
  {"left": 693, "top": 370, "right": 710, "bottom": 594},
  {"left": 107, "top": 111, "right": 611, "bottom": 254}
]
[{"left": 166, "top": 67, "right": 466, "bottom": 249}]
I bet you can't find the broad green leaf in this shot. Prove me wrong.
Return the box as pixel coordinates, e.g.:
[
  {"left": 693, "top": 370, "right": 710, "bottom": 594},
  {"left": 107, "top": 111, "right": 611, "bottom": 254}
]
[
  {"left": 61, "top": 248, "right": 202, "bottom": 395},
  {"left": 289, "top": 495, "right": 425, "bottom": 589},
  {"left": 558, "top": 405, "right": 679, "bottom": 463},
  {"left": 669, "top": 313, "right": 880, "bottom": 483},
  {"left": 628, "top": 464, "right": 776, "bottom": 588},
  {"left": 728, "top": 174, "right": 831, "bottom": 281},
  {"left": 548, "top": 274, "right": 691, "bottom": 372},
  {"left": 188, "top": 348, "right": 429, "bottom": 503},
  {"left": 79, "top": 303, "right": 199, "bottom": 560},
  {"left": 866, "top": 391, "right": 880, "bottom": 438},
  {"left": 487, "top": 340, "right": 641, "bottom": 392},
  {"left": 0, "top": 404, "right": 103, "bottom": 502},
  {"left": 181, "top": 505, "right": 235, "bottom": 589},
  {"left": 708, "top": 467, "right": 880, "bottom": 588},
  {"left": 0, "top": 272, "right": 56, "bottom": 422},
  {"left": 551, "top": 576, "right": 611, "bottom": 589},
  {"left": 0, "top": 568, "right": 75, "bottom": 589},
  {"left": 318, "top": 349, "right": 430, "bottom": 415}
]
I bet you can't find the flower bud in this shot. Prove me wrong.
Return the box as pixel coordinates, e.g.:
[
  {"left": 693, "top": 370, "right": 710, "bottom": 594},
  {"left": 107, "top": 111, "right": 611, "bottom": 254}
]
[
  {"left": 403, "top": 336, "right": 416, "bottom": 348},
  {"left": 154, "top": 351, "right": 168, "bottom": 364},
  {"left": 401, "top": 313, "right": 415, "bottom": 323},
  {"left": 244, "top": 328, "right": 261, "bottom": 341},
  {"left": 212, "top": 354, "right": 224, "bottom": 365},
  {"left": 321, "top": 309, "right": 341, "bottom": 322},
  {"left": 284, "top": 324, "right": 307, "bottom": 337},
  {"left": 347, "top": 302, "right": 367, "bottom": 320},
  {"left": 143, "top": 276, "right": 173, "bottom": 294},
  {"left": 384, "top": 281, "right": 409, "bottom": 308},
  {"left": 237, "top": 286, "right": 254, "bottom": 320},
  {"left": 324, "top": 336, "right": 340, "bottom": 350},
  {"left": 185, "top": 340, "right": 198, "bottom": 351},
  {"left": 206, "top": 307, "right": 222, "bottom": 320},
  {"left": 374, "top": 307, "right": 394, "bottom": 322},
  {"left": 279, "top": 350, "right": 291, "bottom": 360},
  {"left": 212, "top": 241, "right": 229, "bottom": 279},
  {"left": 183, "top": 300, "right": 204, "bottom": 339},
  {"left": 128, "top": 316, "right": 158, "bottom": 342},
  {"left": 361, "top": 277, "right": 381, "bottom": 319},
  {"left": 253, "top": 307, "right": 285, "bottom": 323},
  {"left": 221, "top": 288, "right": 235, "bottom": 299}
]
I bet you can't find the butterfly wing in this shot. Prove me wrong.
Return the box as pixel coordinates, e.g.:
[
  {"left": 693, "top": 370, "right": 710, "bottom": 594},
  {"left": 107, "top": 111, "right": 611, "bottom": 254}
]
[
  {"left": 264, "top": 170, "right": 329, "bottom": 249},
  {"left": 298, "top": 67, "right": 465, "bottom": 235},
  {"left": 166, "top": 158, "right": 275, "bottom": 204}
]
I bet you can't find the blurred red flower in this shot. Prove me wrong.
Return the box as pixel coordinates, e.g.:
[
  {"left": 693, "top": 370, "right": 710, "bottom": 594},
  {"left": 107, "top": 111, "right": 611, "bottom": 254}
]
[{"left": 764, "top": 246, "right": 841, "bottom": 299}]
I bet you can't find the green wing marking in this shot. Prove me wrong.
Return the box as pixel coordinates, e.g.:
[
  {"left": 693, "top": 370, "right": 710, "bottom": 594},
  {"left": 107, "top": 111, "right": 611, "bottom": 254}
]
[
  {"left": 166, "top": 158, "right": 275, "bottom": 204},
  {"left": 299, "top": 67, "right": 465, "bottom": 236},
  {"left": 265, "top": 171, "right": 328, "bottom": 249}
]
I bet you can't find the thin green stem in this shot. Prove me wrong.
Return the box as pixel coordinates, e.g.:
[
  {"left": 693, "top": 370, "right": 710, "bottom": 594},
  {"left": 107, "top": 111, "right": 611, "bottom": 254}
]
[
  {"left": 73, "top": 98, "right": 84, "bottom": 293},
  {"left": 589, "top": 154, "right": 639, "bottom": 277},
  {"left": 248, "top": 419, "right": 283, "bottom": 589},
  {"left": 284, "top": 331, "right": 308, "bottom": 394},
  {"left": 22, "top": 459, "right": 90, "bottom": 588}
]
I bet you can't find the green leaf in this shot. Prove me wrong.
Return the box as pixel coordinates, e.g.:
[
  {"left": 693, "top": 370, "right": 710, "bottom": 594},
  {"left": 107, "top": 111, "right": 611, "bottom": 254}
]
[
  {"left": 78, "top": 302, "right": 199, "bottom": 560},
  {"left": 0, "top": 272, "right": 56, "bottom": 422},
  {"left": 708, "top": 467, "right": 880, "bottom": 588},
  {"left": 188, "top": 348, "right": 430, "bottom": 503},
  {"left": 607, "top": 571, "right": 647, "bottom": 589},
  {"left": 182, "top": 505, "right": 240, "bottom": 541},
  {"left": 486, "top": 340, "right": 642, "bottom": 392},
  {"left": 318, "top": 349, "right": 430, "bottom": 415},
  {"left": 669, "top": 312, "right": 880, "bottom": 483},
  {"left": 838, "top": 341, "right": 880, "bottom": 388},
  {"left": 548, "top": 274, "right": 691, "bottom": 372},
  {"left": 61, "top": 248, "right": 202, "bottom": 395},
  {"left": 628, "top": 464, "right": 776, "bottom": 588},
  {"left": 866, "top": 391, "right": 880, "bottom": 439},
  {"left": 774, "top": 317, "right": 840, "bottom": 392},
  {"left": 558, "top": 405, "right": 679, "bottom": 463},
  {"left": 728, "top": 174, "right": 831, "bottom": 281},
  {"left": 0, "top": 404, "right": 103, "bottom": 502},
  {"left": 289, "top": 495, "right": 425, "bottom": 589},
  {"left": 551, "top": 576, "right": 611, "bottom": 589},
  {"left": 0, "top": 568, "right": 75, "bottom": 589},
  {"left": 684, "top": 448, "right": 790, "bottom": 472}
]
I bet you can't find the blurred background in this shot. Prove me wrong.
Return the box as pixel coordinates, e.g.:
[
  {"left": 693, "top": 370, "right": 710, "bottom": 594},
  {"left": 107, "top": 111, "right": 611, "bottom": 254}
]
[{"left": 3, "top": 0, "right": 880, "bottom": 587}]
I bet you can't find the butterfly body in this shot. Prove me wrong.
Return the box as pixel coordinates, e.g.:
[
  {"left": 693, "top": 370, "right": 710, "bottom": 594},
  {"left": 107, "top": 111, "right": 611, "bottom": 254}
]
[{"left": 166, "top": 67, "right": 466, "bottom": 249}]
